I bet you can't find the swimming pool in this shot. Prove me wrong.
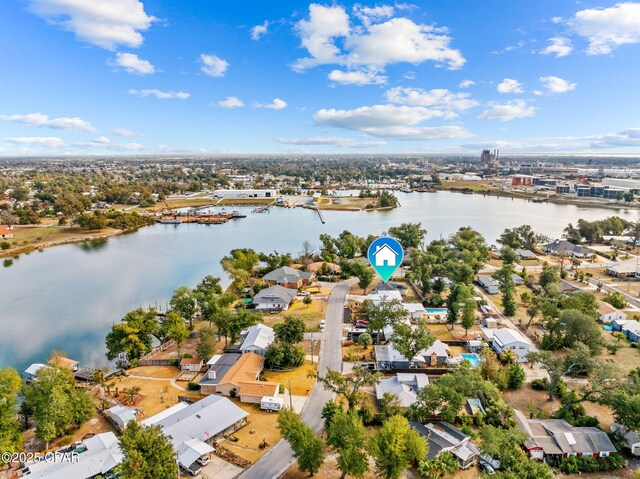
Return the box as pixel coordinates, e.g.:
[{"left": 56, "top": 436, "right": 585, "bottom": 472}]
[
  {"left": 460, "top": 353, "right": 481, "bottom": 367},
  {"left": 603, "top": 325, "right": 613, "bottom": 331},
  {"left": 425, "top": 308, "right": 448, "bottom": 314}
]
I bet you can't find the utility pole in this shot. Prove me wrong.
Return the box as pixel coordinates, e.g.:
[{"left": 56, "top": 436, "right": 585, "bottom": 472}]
[{"left": 288, "top": 379, "right": 293, "bottom": 410}]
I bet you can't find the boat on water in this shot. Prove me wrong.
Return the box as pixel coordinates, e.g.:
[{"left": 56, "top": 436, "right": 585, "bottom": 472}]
[
  {"left": 401, "top": 186, "right": 413, "bottom": 193},
  {"left": 158, "top": 217, "right": 182, "bottom": 224},
  {"left": 231, "top": 210, "right": 247, "bottom": 218}
]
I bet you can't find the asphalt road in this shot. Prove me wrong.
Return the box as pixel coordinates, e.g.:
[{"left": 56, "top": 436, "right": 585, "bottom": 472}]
[{"left": 238, "top": 279, "right": 356, "bottom": 479}]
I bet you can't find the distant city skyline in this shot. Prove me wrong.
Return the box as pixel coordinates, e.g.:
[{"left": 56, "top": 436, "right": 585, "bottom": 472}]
[{"left": 2, "top": 0, "right": 640, "bottom": 156}]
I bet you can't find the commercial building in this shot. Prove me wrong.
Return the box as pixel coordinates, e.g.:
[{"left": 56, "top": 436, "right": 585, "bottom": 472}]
[{"left": 213, "top": 189, "right": 277, "bottom": 198}]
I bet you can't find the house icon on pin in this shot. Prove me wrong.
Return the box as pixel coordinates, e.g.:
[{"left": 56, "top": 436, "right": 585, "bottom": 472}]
[{"left": 373, "top": 243, "right": 398, "bottom": 267}]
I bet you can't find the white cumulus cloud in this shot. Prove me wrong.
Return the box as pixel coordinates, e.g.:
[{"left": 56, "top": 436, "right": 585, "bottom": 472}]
[
  {"left": 108, "top": 52, "right": 155, "bottom": 75},
  {"left": 539, "top": 76, "right": 577, "bottom": 94},
  {"left": 459, "top": 79, "right": 475, "bottom": 88},
  {"left": 328, "top": 69, "right": 387, "bottom": 85},
  {"left": 313, "top": 104, "right": 472, "bottom": 140},
  {"left": 293, "top": 4, "right": 465, "bottom": 72},
  {"left": 540, "top": 37, "right": 573, "bottom": 58},
  {"left": 384, "top": 87, "right": 479, "bottom": 115},
  {"left": 217, "top": 97, "right": 245, "bottom": 109},
  {"left": 28, "top": 0, "right": 156, "bottom": 50},
  {"left": 479, "top": 99, "right": 537, "bottom": 121},
  {"left": 256, "top": 98, "right": 287, "bottom": 110},
  {"left": 497, "top": 78, "right": 524, "bottom": 94},
  {"left": 569, "top": 2, "right": 640, "bottom": 55},
  {"left": 199, "top": 54, "right": 229, "bottom": 77},
  {"left": 1, "top": 112, "right": 96, "bottom": 132},
  {"left": 128, "top": 89, "right": 189, "bottom": 99},
  {"left": 251, "top": 21, "right": 269, "bottom": 40}
]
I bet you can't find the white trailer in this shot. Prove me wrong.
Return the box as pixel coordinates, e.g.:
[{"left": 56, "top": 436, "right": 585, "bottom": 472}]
[{"left": 260, "top": 396, "right": 284, "bottom": 412}]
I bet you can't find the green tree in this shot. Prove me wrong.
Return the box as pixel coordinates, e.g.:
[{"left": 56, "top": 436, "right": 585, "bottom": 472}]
[
  {"left": 22, "top": 367, "right": 94, "bottom": 449},
  {"left": 369, "top": 415, "right": 428, "bottom": 479},
  {"left": 161, "top": 311, "right": 189, "bottom": 355},
  {"left": 119, "top": 422, "right": 178, "bottom": 479},
  {"left": 278, "top": 409, "right": 324, "bottom": 476},
  {"left": 315, "top": 365, "right": 382, "bottom": 410},
  {"left": 170, "top": 286, "right": 197, "bottom": 330},
  {"left": 447, "top": 282, "right": 474, "bottom": 330},
  {"left": 74, "top": 212, "right": 107, "bottom": 230},
  {"left": 347, "top": 260, "right": 376, "bottom": 293},
  {"left": 538, "top": 264, "right": 561, "bottom": 296},
  {"left": 227, "top": 308, "right": 261, "bottom": 344},
  {"left": 221, "top": 248, "right": 260, "bottom": 286},
  {"left": 0, "top": 368, "right": 23, "bottom": 464},
  {"left": 105, "top": 309, "right": 158, "bottom": 362},
  {"left": 507, "top": 363, "right": 526, "bottom": 389},
  {"left": 196, "top": 327, "right": 218, "bottom": 361},
  {"left": 603, "top": 292, "right": 626, "bottom": 309},
  {"left": 418, "top": 451, "right": 458, "bottom": 479},
  {"left": 495, "top": 264, "right": 517, "bottom": 316},
  {"left": 388, "top": 223, "right": 426, "bottom": 250},
  {"left": 274, "top": 316, "right": 305, "bottom": 344},
  {"left": 321, "top": 400, "right": 342, "bottom": 429},
  {"left": 326, "top": 409, "right": 369, "bottom": 479},
  {"left": 361, "top": 298, "right": 408, "bottom": 345},
  {"left": 390, "top": 322, "right": 435, "bottom": 368},
  {"left": 358, "top": 332, "right": 372, "bottom": 349},
  {"left": 500, "top": 246, "right": 519, "bottom": 266}
]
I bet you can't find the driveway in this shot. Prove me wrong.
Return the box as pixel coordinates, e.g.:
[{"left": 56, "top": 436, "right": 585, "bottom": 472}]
[
  {"left": 199, "top": 455, "right": 243, "bottom": 479},
  {"left": 238, "top": 279, "right": 357, "bottom": 479}
]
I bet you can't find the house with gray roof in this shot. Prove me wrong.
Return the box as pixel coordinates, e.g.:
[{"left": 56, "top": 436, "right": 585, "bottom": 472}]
[
  {"left": 253, "top": 285, "right": 298, "bottom": 311},
  {"left": 515, "top": 410, "right": 616, "bottom": 462},
  {"left": 375, "top": 373, "right": 429, "bottom": 407},
  {"left": 105, "top": 405, "right": 137, "bottom": 431},
  {"left": 198, "top": 353, "right": 241, "bottom": 395},
  {"left": 491, "top": 328, "right": 532, "bottom": 362},
  {"left": 411, "top": 421, "right": 479, "bottom": 469},
  {"left": 263, "top": 266, "right": 315, "bottom": 289},
  {"left": 542, "top": 240, "right": 592, "bottom": 258},
  {"left": 375, "top": 340, "right": 451, "bottom": 370}
]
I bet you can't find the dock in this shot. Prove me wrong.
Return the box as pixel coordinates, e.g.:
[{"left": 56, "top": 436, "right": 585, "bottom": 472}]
[{"left": 155, "top": 209, "right": 247, "bottom": 225}]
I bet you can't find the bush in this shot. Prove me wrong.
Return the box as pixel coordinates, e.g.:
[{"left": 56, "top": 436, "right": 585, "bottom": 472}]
[
  {"left": 559, "top": 454, "right": 624, "bottom": 473},
  {"left": 531, "top": 378, "right": 548, "bottom": 390},
  {"left": 507, "top": 363, "right": 526, "bottom": 389},
  {"left": 229, "top": 388, "right": 237, "bottom": 398},
  {"left": 187, "top": 382, "right": 200, "bottom": 391},
  {"left": 0, "top": 241, "right": 10, "bottom": 250},
  {"left": 181, "top": 353, "right": 193, "bottom": 358}
]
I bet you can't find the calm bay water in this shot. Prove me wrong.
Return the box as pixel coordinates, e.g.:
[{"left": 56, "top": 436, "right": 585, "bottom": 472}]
[{"left": 1, "top": 191, "right": 637, "bottom": 372}]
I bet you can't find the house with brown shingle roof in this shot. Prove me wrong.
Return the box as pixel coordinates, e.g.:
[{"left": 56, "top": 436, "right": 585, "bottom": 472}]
[{"left": 213, "top": 352, "right": 279, "bottom": 403}]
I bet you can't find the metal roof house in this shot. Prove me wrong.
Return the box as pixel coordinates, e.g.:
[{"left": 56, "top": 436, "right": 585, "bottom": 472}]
[
  {"left": 105, "top": 405, "right": 137, "bottom": 431},
  {"left": 143, "top": 394, "right": 249, "bottom": 470},
  {"left": 23, "top": 432, "right": 123, "bottom": 479},
  {"left": 477, "top": 275, "right": 500, "bottom": 294},
  {"left": 375, "top": 373, "right": 429, "bottom": 407},
  {"left": 515, "top": 410, "right": 616, "bottom": 462},
  {"left": 491, "top": 328, "right": 532, "bottom": 362},
  {"left": 252, "top": 285, "right": 298, "bottom": 311},
  {"left": 240, "top": 324, "right": 275, "bottom": 356}
]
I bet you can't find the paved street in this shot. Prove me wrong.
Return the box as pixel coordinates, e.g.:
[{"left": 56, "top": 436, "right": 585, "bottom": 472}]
[{"left": 238, "top": 279, "right": 356, "bottom": 479}]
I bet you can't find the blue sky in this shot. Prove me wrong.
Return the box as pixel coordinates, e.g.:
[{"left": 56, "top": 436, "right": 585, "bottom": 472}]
[{"left": 2, "top": 0, "right": 640, "bottom": 156}]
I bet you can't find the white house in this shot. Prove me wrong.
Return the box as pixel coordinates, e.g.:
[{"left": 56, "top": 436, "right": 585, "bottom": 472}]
[
  {"left": 375, "top": 373, "right": 429, "bottom": 407},
  {"left": 240, "top": 324, "right": 275, "bottom": 356},
  {"left": 597, "top": 301, "right": 627, "bottom": 324},
  {"left": 106, "top": 405, "right": 137, "bottom": 431},
  {"left": 491, "top": 328, "right": 532, "bottom": 362},
  {"left": 373, "top": 244, "right": 398, "bottom": 267},
  {"left": 611, "top": 423, "right": 640, "bottom": 456}
]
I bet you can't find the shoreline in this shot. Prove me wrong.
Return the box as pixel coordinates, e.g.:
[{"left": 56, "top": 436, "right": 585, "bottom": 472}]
[{"left": 0, "top": 229, "right": 124, "bottom": 259}]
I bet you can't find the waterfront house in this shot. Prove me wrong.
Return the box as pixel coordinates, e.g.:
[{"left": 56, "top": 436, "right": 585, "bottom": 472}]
[
  {"left": 515, "top": 410, "right": 616, "bottom": 462},
  {"left": 210, "top": 352, "right": 280, "bottom": 403},
  {"left": 263, "top": 266, "right": 315, "bottom": 289},
  {"left": 252, "top": 285, "right": 298, "bottom": 311},
  {"left": 375, "top": 373, "right": 429, "bottom": 407},
  {"left": 198, "top": 353, "right": 241, "bottom": 395},
  {"left": 105, "top": 405, "right": 137, "bottom": 431},
  {"left": 142, "top": 394, "right": 248, "bottom": 473},
  {"left": 179, "top": 357, "right": 203, "bottom": 372},
  {"left": 542, "top": 240, "right": 591, "bottom": 258},
  {"left": 240, "top": 324, "right": 275, "bottom": 356},
  {"left": 48, "top": 355, "right": 79, "bottom": 372},
  {"left": 0, "top": 225, "right": 13, "bottom": 239},
  {"left": 374, "top": 340, "right": 451, "bottom": 370},
  {"left": 491, "top": 328, "right": 532, "bottom": 362},
  {"left": 23, "top": 432, "right": 123, "bottom": 479},
  {"left": 24, "top": 363, "right": 48, "bottom": 382},
  {"left": 411, "top": 421, "right": 479, "bottom": 469},
  {"left": 597, "top": 301, "right": 627, "bottom": 324},
  {"left": 477, "top": 275, "right": 500, "bottom": 294}
]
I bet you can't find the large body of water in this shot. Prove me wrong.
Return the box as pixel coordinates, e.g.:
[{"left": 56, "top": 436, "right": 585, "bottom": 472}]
[{"left": 2, "top": 191, "right": 637, "bottom": 372}]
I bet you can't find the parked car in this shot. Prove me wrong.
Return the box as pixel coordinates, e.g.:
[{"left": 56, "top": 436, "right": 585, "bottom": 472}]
[
  {"left": 197, "top": 455, "right": 210, "bottom": 466},
  {"left": 319, "top": 320, "right": 326, "bottom": 329},
  {"left": 354, "top": 323, "right": 367, "bottom": 330},
  {"left": 183, "top": 462, "right": 202, "bottom": 476},
  {"left": 480, "top": 453, "right": 501, "bottom": 470},
  {"left": 354, "top": 320, "right": 369, "bottom": 325},
  {"left": 299, "top": 291, "right": 310, "bottom": 296},
  {"left": 479, "top": 461, "right": 495, "bottom": 475}
]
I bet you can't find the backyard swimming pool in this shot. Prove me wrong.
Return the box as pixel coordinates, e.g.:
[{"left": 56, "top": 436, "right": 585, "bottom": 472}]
[
  {"left": 425, "top": 308, "right": 448, "bottom": 314},
  {"left": 460, "top": 353, "right": 481, "bottom": 367}
]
